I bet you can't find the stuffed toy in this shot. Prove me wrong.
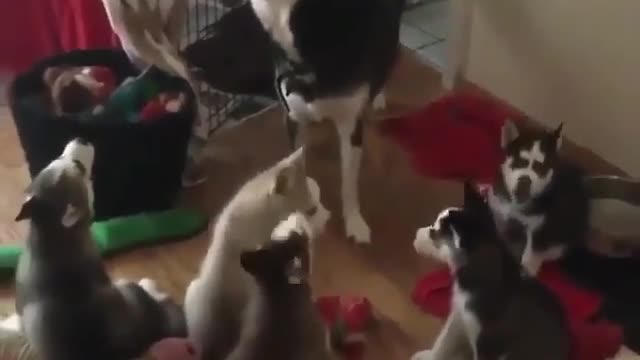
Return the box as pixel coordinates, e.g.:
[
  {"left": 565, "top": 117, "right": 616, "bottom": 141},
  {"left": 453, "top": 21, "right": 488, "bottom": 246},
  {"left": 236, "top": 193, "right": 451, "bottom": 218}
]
[
  {"left": 95, "top": 66, "right": 187, "bottom": 124},
  {"left": 43, "top": 65, "right": 117, "bottom": 115}
]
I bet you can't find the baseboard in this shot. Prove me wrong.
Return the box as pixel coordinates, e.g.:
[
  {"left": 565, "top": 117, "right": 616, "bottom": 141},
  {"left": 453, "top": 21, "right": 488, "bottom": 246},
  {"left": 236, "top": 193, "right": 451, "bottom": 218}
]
[{"left": 458, "top": 80, "right": 628, "bottom": 178}]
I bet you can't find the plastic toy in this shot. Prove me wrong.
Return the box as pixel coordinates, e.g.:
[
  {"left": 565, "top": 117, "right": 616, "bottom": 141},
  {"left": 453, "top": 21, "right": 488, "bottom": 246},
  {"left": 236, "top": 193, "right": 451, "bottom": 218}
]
[
  {"left": 0, "top": 208, "right": 208, "bottom": 277},
  {"left": 315, "top": 295, "right": 374, "bottom": 360}
]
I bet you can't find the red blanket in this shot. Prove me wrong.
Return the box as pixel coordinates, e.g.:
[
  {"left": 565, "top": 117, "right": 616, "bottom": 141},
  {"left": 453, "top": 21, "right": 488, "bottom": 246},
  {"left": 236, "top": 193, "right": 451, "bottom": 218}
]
[
  {"left": 412, "top": 265, "right": 622, "bottom": 360},
  {"left": 0, "top": 0, "right": 119, "bottom": 73}
]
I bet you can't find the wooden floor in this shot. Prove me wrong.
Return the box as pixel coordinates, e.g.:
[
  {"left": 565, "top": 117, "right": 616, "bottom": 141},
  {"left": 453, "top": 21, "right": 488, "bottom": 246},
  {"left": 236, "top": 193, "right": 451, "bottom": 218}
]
[{"left": 0, "top": 50, "right": 454, "bottom": 359}]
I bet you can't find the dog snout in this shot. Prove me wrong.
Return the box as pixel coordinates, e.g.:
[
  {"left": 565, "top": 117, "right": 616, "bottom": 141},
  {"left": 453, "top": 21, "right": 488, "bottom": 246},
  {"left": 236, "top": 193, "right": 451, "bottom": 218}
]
[
  {"left": 514, "top": 176, "right": 532, "bottom": 202},
  {"left": 414, "top": 227, "right": 434, "bottom": 253}
]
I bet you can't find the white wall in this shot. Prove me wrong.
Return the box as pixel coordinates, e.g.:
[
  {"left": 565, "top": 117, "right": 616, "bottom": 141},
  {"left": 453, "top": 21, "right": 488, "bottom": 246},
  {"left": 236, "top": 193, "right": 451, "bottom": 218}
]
[{"left": 464, "top": 0, "right": 640, "bottom": 175}]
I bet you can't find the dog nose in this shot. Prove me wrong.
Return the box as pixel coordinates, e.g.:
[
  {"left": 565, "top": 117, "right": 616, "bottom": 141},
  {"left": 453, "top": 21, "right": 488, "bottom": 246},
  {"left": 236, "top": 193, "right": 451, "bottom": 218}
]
[
  {"left": 75, "top": 137, "right": 89, "bottom": 145},
  {"left": 515, "top": 176, "right": 532, "bottom": 201}
]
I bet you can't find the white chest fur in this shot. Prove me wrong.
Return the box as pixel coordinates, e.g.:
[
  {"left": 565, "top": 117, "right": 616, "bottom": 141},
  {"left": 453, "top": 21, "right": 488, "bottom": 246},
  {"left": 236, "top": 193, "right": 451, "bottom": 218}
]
[
  {"left": 453, "top": 284, "right": 481, "bottom": 358},
  {"left": 488, "top": 190, "right": 545, "bottom": 235},
  {"left": 250, "top": 0, "right": 301, "bottom": 62}
]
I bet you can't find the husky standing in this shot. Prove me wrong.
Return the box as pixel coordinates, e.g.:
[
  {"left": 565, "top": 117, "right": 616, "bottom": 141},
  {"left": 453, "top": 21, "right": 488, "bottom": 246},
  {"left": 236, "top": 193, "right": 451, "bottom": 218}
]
[
  {"left": 412, "top": 183, "right": 571, "bottom": 360},
  {"left": 184, "top": 148, "right": 330, "bottom": 360},
  {"left": 14, "top": 138, "right": 185, "bottom": 360},
  {"left": 249, "top": 0, "right": 405, "bottom": 244},
  {"left": 488, "top": 121, "right": 590, "bottom": 275}
]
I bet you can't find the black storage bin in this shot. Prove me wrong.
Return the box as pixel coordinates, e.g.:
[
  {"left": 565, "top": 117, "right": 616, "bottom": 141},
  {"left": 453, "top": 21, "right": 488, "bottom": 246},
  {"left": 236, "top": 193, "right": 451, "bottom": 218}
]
[{"left": 9, "top": 49, "right": 195, "bottom": 221}]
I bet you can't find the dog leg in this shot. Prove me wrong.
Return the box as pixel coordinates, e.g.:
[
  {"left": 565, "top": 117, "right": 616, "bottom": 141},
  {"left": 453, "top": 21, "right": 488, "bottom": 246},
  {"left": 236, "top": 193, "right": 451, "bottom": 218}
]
[
  {"left": 336, "top": 115, "right": 370, "bottom": 244},
  {"left": 412, "top": 310, "right": 469, "bottom": 360}
]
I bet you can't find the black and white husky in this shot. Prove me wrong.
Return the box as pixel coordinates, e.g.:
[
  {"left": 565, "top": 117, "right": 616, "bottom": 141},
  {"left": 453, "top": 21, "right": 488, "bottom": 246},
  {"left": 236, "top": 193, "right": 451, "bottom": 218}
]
[
  {"left": 412, "top": 183, "right": 570, "bottom": 360},
  {"left": 14, "top": 139, "right": 185, "bottom": 360},
  {"left": 488, "top": 121, "right": 590, "bottom": 275},
  {"left": 249, "top": 0, "right": 405, "bottom": 244}
]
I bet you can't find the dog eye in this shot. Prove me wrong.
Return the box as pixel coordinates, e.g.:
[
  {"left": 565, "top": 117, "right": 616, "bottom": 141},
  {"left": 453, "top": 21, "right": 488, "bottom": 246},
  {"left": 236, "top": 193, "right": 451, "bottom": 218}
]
[
  {"left": 305, "top": 206, "right": 317, "bottom": 216},
  {"left": 532, "top": 161, "right": 547, "bottom": 175},
  {"left": 511, "top": 157, "right": 528, "bottom": 168}
]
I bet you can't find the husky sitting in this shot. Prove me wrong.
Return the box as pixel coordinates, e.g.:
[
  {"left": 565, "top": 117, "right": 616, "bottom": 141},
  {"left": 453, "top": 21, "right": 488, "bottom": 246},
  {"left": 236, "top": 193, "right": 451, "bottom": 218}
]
[
  {"left": 488, "top": 121, "right": 590, "bottom": 275},
  {"left": 14, "top": 138, "right": 185, "bottom": 360},
  {"left": 249, "top": 0, "right": 405, "bottom": 244},
  {"left": 412, "top": 183, "right": 571, "bottom": 360},
  {"left": 227, "top": 213, "right": 334, "bottom": 360},
  {"left": 184, "top": 147, "right": 330, "bottom": 360}
]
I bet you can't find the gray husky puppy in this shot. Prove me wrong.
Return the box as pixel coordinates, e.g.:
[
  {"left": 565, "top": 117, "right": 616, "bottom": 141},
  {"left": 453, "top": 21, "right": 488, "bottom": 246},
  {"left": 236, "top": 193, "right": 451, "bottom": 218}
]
[
  {"left": 14, "top": 138, "right": 185, "bottom": 360},
  {"left": 184, "top": 147, "right": 330, "bottom": 360},
  {"left": 227, "top": 212, "right": 334, "bottom": 360},
  {"left": 412, "top": 183, "right": 570, "bottom": 360}
]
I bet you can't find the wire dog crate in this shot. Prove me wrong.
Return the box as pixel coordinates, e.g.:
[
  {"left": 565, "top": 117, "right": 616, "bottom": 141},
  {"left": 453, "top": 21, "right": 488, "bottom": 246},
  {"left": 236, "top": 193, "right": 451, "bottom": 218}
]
[{"left": 181, "top": 0, "right": 274, "bottom": 136}]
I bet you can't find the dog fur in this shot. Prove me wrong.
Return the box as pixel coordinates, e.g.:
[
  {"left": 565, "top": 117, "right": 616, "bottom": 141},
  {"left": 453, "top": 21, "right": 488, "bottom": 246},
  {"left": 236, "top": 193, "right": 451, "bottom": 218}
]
[
  {"left": 250, "top": 0, "right": 405, "bottom": 244},
  {"left": 226, "top": 212, "right": 334, "bottom": 360},
  {"left": 14, "top": 138, "right": 185, "bottom": 360},
  {"left": 184, "top": 147, "right": 330, "bottom": 360},
  {"left": 412, "top": 183, "right": 571, "bottom": 360},
  {"left": 488, "top": 121, "right": 591, "bottom": 275}
]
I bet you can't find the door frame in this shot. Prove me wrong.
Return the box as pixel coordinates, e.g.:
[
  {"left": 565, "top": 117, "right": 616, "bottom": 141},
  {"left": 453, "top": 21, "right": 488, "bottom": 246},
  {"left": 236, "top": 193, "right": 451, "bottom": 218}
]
[{"left": 443, "top": 0, "right": 474, "bottom": 90}]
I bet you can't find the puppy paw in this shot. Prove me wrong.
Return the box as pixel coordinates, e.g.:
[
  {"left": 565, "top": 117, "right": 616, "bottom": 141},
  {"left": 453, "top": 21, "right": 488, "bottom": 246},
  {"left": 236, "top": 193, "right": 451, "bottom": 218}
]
[
  {"left": 345, "top": 212, "right": 371, "bottom": 244},
  {"left": 139, "top": 278, "right": 169, "bottom": 302},
  {"left": 272, "top": 212, "right": 312, "bottom": 242}
]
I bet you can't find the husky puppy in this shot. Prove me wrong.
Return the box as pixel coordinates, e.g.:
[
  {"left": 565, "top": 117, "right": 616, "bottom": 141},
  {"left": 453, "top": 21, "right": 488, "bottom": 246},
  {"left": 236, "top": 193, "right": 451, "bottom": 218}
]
[
  {"left": 412, "top": 183, "right": 571, "bottom": 360},
  {"left": 249, "top": 0, "right": 405, "bottom": 244},
  {"left": 14, "top": 138, "right": 185, "bottom": 360},
  {"left": 226, "top": 212, "right": 334, "bottom": 360},
  {"left": 184, "top": 147, "right": 330, "bottom": 360},
  {"left": 488, "top": 121, "right": 590, "bottom": 275}
]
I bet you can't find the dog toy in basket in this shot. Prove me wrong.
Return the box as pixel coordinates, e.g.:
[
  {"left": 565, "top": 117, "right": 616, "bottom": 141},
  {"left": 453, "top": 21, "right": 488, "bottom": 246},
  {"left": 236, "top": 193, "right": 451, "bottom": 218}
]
[
  {"left": 95, "top": 66, "right": 188, "bottom": 124},
  {"left": 0, "top": 208, "right": 208, "bottom": 278},
  {"left": 315, "top": 295, "right": 374, "bottom": 360}
]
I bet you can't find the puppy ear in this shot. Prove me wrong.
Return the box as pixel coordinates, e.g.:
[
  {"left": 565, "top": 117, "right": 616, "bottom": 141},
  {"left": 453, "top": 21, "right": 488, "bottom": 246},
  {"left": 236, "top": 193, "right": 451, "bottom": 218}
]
[
  {"left": 15, "top": 196, "right": 37, "bottom": 222},
  {"left": 272, "top": 165, "right": 296, "bottom": 195},
  {"left": 501, "top": 119, "right": 519, "bottom": 149},
  {"left": 61, "top": 204, "right": 82, "bottom": 228},
  {"left": 463, "top": 182, "right": 486, "bottom": 211},
  {"left": 272, "top": 148, "right": 307, "bottom": 195},
  {"left": 552, "top": 123, "right": 564, "bottom": 151},
  {"left": 240, "top": 248, "right": 270, "bottom": 275}
]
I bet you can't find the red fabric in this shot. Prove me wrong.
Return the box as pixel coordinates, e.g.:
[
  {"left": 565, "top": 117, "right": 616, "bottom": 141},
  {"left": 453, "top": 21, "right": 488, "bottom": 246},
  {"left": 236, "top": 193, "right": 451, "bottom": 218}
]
[
  {"left": 381, "top": 91, "right": 514, "bottom": 185},
  {"left": 316, "top": 295, "right": 373, "bottom": 360},
  {"left": 0, "top": 0, "right": 119, "bottom": 73},
  {"left": 412, "top": 264, "right": 623, "bottom": 360}
]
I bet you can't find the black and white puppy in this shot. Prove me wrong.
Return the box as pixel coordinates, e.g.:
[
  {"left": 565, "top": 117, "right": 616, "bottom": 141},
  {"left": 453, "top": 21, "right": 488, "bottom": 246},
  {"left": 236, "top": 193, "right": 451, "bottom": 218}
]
[
  {"left": 227, "top": 212, "right": 333, "bottom": 360},
  {"left": 14, "top": 138, "right": 185, "bottom": 360},
  {"left": 412, "top": 183, "right": 570, "bottom": 360},
  {"left": 488, "top": 121, "right": 590, "bottom": 275},
  {"left": 250, "top": 0, "right": 405, "bottom": 244}
]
